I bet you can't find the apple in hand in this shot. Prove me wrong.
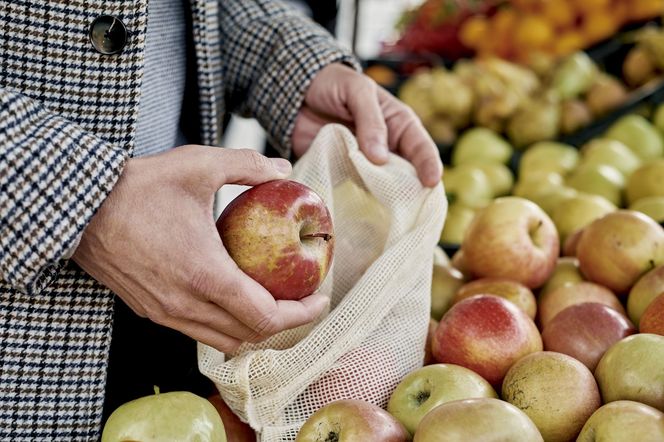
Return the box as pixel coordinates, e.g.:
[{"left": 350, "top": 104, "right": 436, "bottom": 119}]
[
  {"left": 640, "top": 293, "right": 664, "bottom": 335},
  {"left": 432, "top": 295, "right": 542, "bottom": 387},
  {"left": 502, "top": 351, "right": 601, "bottom": 442},
  {"left": 577, "top": 210, "right": 664, "bottom": 294},
  {"left": 295, "top": 400, "right": 408, "bottom": 442},
  {"left": 542, "top": 302, "right": 636, "bottom": 371},
  {"left": 453, "top": 277, "right": 536, "bottom": 319},
  {"left": 102, "top": 389, "right": 226, "bottom": 442},
  {"left": 595, "top": 334, "right": 664, "bottom": 411},
  {"left": 628, "top": 264, "right": 664, "bottom": 326},
  {"left": 387, "top": 364, "right": 497, "bottom": 435},
  {"left": 537, "top": 281, "right": 624, "bottom": 330},
  {"left": 216, "top": 179, "right": 334, "bottom": 300},
  {"left": 577, "top": 401, "right": 664, "bottom": 442},
  {"left": 463, "top": 197, "right": 559, "bottom": 289},
  {"left": 413, "top": 398, "right": 543, "bottom": 442}
]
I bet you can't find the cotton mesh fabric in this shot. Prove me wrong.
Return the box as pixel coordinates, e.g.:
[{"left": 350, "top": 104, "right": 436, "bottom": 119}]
[{"left": 198, "top": 124, "right": 446, "bottom": 440}]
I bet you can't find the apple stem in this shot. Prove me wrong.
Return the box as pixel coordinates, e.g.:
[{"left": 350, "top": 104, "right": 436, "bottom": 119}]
[
  {"left": 301, "top": 233, "right": 332, "bottom": 242},
  {"left": 153, "top": 385, "right": 160, "bottom": 396}
]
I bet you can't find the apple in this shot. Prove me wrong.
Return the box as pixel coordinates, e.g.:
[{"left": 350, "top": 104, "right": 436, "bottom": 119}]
[
  {"left": 528, "top": 186, "right": 578, "bottom": 217},
  {"left": 562, "top": 227, "right": 584, "bottom": 257},
  {"left": 450, "top": 249, "right": 471, "bottom": 279},
  {"left": 413, "top": 398, "right": 543, "bottom": 442},
  {"left": 605, "top": 114, "right": 664, "bottom": 160},
  {"left": 432, "top": 295, "right": 542, "bottom": 387},
  {"left": 443, "top": 166, "right": 493, "bottom": 209},
  {"left": 387, "top": 364, "right": 497, "bottom": 435},
  {"left": 430, "top": 264, "right": 465, "bottom": 320},
  {"left": 453, "top": 278, "right": 536, "bottom": 319},
  {"left": 538, "top": 281, "right": 624, "bottom": 329},
  {"left": 628, "top": 264, "right": 664, "bottom": 326},
  {"left": 640, "top": 292, "right": 664, "bottom": 335},
  {"left": 551, "top": 193, "right": 616, "bottom": 245},
  {"left": 595, "top": 334, "right": 664, "bottom": 411},
  {"left": 463, "top": 197, "right": 559, "bottom": 289},
  {"left": 539, "top": 256, "right": 584, "bottom": 296},
  {"left": 423, "top": 319, "right": 439, "bottom": 365},
  {"left": 512, "top": 173, "right": 564, "bottom": 201},
  {"left": 295, "top": 399, "right": 408, "bottom": 442},
  {"left": 585, "top": 74, "right": 628, "bottom": 116},
  {"left": 541, "top": 302, "right": 636, "bottom": 371},
  {"left": 472, "top": 163, "right": 514, "bottom": 196},
  {"left": 518, "top": 141, "right": 579, "bottom": 180},
  {"left": 207, "top": 393, "right": 255, "bottom": 442},
  {"left": 577, "top": 401, "right": 664, "bottom": 442},
  {"left": 102, "top": 389, "right": 226, "bottom": 442},
  {"left": 580, "top": 138, "right": 641, "bottom": 178},
  {"left": 626, "top": 159, "right": 664, "bottom": 205},
  {"left": 451, "top": 127, "right": 513, "bottom": 166},
  {"left": 565, "top": 164, "right": 625, "bottom": 207},
  {"left": 630, "top": 196, "right": 664, "bottom": 223},
  {"left": 440, "top": 203, "right": 476, "bottom": 244},
  {"left": 502, "top": 351, "right": 601, "bottom": 442},
  {"left": 216, "top": 179, "right": 334, "bottom": 301},
  {"left": 577, "top": 210, "right": 664, "bottom": 294}
]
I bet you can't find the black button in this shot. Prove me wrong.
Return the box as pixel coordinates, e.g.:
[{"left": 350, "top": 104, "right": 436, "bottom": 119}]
[{"left": 89, "top": 15, "right": 127, "bottom": 55}]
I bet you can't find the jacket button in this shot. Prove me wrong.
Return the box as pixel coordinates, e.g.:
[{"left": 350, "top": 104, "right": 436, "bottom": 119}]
[{"left": 89, "top": 15, "right": 127, "bottom": 55}]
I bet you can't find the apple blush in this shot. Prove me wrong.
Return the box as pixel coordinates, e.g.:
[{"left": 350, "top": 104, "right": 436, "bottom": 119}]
[{"left": 216, "top": 179, "right": 334, "bottom": 301}]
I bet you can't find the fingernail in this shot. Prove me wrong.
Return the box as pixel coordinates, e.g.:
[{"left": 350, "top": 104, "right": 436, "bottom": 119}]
[
  {"left": 368, "top": 143, "right": 389, "bottom": 162},
  {"left": 270, "top": 158, "right": 292, "bottom": 175}
]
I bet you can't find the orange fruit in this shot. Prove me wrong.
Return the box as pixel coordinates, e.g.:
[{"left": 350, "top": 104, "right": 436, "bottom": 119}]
[
  {"left": 514, "top": 14, "right": 555, "bottom": 49},
  {"left": 541, "top": 0, "right": 577, "bottom": 28},
  {"left": 553, "top": 31, "right": 586, "bottom": 56},
  {"left": 630, "top": 0, "right": 664, "bottom": 21},
  {"left": 573, "top": 0, "right": 611, "bottom": 14},
  {"left": 491, "top": 7, "right": 519, "bottom": 36},
  {"left": 581, "top": 10, "right": 619, "bottom": 43},
  {"left": 460, "top": 15, "right": 491, "bottom": 48}
]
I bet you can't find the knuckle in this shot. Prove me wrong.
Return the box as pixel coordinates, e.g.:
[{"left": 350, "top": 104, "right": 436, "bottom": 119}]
[
  {"left": 161, "top": 298, "right": 187, "bottom": 319},
  {"left": 246, "top": 330, "right": 267, "bottom": 344},
  {"left": 253, "top": 311, "right": 280, "bottom": 338},
  {"left": 239, "top": 149, "right": 271, "bottom": 174},
  {"left": 222, "top": 341, "right": 242, "bottom": 354},
  {"left": 188, "top": 267, "right": 218, "bottom": 298}
]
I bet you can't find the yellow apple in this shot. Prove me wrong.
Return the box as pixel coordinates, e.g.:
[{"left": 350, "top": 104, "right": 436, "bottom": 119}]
[
  {"left": 566, "top": 164, "right": 625, "bottom": 207},
  {"left": 630, "top": 196, "right": 664, "bottom": 223},
  {"left": 626, "top": 159, "right": 664, "bottom": 205},
  {"left": 551, "top": 193, "right": 616, "bottom": 244}
]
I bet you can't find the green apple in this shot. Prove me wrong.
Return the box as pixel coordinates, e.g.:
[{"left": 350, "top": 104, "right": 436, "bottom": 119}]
[
  {"left": 551, "top": 193, "right": 616, "bottom": 244},
  {"left": 452, "top": 127, "right": 513, "bottom": 166},
  {"left": 296, "top": 399, "right": 409, "bottom": 442},
  {"left": 443, "top": 167, "right": 493, "bottom": 209},
  {"left": 580, "top": 138, "right": 642, "bottom": 178},
  {"left": 472, "top": 163, "right": 514, "bottom": 196},
  {"left": 502, "top": 351, "right": 601, "bottom": 442},
  {"left": 440, "top": 203, "right": 476, "bottom": 244},
  {"left": 605, "top": 115, "right": 664, "bottom": 160},
  {"left": 529, "top": 187, "right": 578, "bottom": 217},
  {"left": 539, "top": 256, "right": 585, "bottom": 296},
  {"left": 630, "top": 196, "right": 664, "bottom": 223},
  {"left": 413, "top": 398, "right": 543, "bottom": 442},
  {"left": 551, "top": 51, "right": 598, "bottom": 100},
  {"left": 628, "top": 264, "right": 664, "bottom": 326},
  {"left": 595, "top": 334, "right": 664, "bottom": 411},
  {"left": 518, "top": 141, "right": 579, "bottom": 180},
  {"left": 654, "top": 103, "right": 664, "bottom": 134},
  {"left": 102, "top": 390, "right": 227, "bottom": 442},
  {"left": 431, "top": 263, "right": 465, "bottom": 321},
  {"left": 626, "top": 159, "right": 664, "bottom": 205},
  {"left": 513, "top": 173, "right": 564, "bottom": 203},
  {"left": 577, "top": 401, "right": 664, "bottom": 442},
  {"left": 565, "top": 164, "right": 625, "bottom": 207},
  {"left": 387, "top": 364, "right": 497, "bottom": 435}
]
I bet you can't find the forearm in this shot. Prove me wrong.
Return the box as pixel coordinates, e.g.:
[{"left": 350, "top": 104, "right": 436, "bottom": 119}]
[{"left": 0, "top": 89, "right": 129, "bottom": 294}]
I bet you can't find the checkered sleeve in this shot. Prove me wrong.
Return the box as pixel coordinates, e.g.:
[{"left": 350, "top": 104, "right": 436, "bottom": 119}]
[
  {"left": 219, "top": 0, "right": 360, "bottom": 157},
  {"left": 0, "top": 89, "right": 129, "bottom": 295}
]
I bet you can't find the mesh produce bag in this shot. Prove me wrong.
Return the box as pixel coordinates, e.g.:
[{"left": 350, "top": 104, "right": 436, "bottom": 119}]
[{"left": 199, "top": 124, "right": 446, "bottom": 441}]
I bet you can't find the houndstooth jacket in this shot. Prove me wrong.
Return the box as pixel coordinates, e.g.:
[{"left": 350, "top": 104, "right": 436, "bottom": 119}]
[{"left": 0, "top": 0, "right": 354, "bottom": 439}]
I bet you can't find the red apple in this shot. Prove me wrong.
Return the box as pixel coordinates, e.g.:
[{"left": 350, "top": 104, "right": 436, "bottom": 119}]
[
  {"left": 562, "top": 227, "right": 584, "bottom": 257},
  {"left": 423, "top": 318, "right": 439, "bottom": 365},
  {"left": 216, "top": 179, "right": 334, "bottom": 300},
  {"left": 541, "top": 302, "right": 636, "bottom": 371},
  {"left": 413, "top": 398, "right": 543, "bottom": 441},
  {"left": 502, "top": 351, "right": 601, "bottom": 442},
  {"left": 627, "top": 264, "right": 664, "bottom": 326},
  {"left": 640, "top": 292, "right": 664, "bottom": 335},
  {"left": 432, "top": 295, "right": 542, "bottom": 387},
  {"left": 537, "top": 282, "right": 624, "bottom": 329},
  {"left": 207, "top": 393, "right": 255, "bottom": 442},
  {"left": 463, "top": 197, "right": 559, "bottom": 289},
  {"left": 453, "top": 277, "right": 537, "bottom": 319},
  {"left": 577, "top": 210, "right": 664, "bottom": 294},
  {"left": 295, "top": 399, "right": 409, "bottom": 442}
]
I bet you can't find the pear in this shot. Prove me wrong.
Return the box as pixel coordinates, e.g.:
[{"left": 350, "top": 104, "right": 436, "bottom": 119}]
[
  {"left": 551, "top": 52, "right": 598, "bottom": 100},
  {"left": 518, "top": 141, "right": 579, "bottom": 180},
  {"left": 452, "top": 127, "right": 513, "bottom": 166},
  {"left": 566, "top": 164, "right": 625, "bottom": 207},
  {"left": 630, "top": 196, "right": 664, "bottom": 223},
  {"left": 507, "top": 94, "right": 561, "bottom": 148},
  {"left": 605, "top": 115, "right": 664, "bottom": 160},
  {"left": 560, "top": 100, "right": 593, "bottom": 135},
  {"left": 623, "top": 46, "right": 657, "bottom": 87},
  {"left": 586, "top": 74, "right": 628, "bottom": 116},
  {"left": 580, "top": 138, "right": 642, "bottom": 178},
  {"left": 626, "top": 159, "right": 664, "bottom": 204}
]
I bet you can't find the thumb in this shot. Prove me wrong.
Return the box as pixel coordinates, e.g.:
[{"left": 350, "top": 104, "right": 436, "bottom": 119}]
[
  {"left": 199, "top": 147, "right": 292, "bottom": 190},
  {"left": 345, "top": 78, "right": 389, "bottom": 164}
]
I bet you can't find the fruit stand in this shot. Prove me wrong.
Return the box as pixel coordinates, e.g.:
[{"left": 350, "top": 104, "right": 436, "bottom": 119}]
[{"left": 102, "top": 1, "right": 664, "bottom": 440}]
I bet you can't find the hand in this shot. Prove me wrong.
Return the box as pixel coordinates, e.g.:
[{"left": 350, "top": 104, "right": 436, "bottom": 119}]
[
  {"left": 72, "top": 146, "right": 328, "bottom": 353},
  {"left": 292, "top": 63, "right": 443, "bottom": 187}
]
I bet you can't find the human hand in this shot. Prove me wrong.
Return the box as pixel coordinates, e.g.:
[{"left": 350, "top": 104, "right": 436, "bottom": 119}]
[
  {"left": 292, "top": 63, "right": 443, "bottom": 187},
  {"left": 72, "top": 146, "right": 328, "bottom": 353}
]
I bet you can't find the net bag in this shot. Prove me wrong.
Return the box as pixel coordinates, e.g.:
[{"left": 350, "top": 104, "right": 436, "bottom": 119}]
[{"left": 199, "top": 124, "right": 446, "bottom": 440}]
